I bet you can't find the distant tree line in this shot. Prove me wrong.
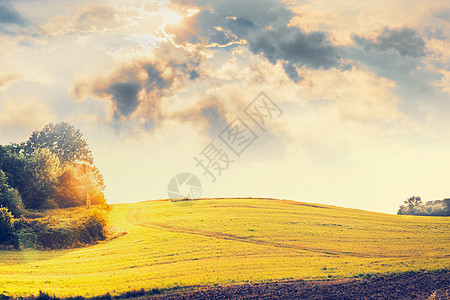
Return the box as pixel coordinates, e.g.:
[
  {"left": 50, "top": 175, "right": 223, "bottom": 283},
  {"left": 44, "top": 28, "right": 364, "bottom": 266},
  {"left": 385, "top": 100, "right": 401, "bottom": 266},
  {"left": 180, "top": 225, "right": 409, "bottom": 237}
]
[
  {"left": 0, "top": 122, "right": 106, "bottom": 217},
  {"left": 397, "top": 196, "right": 449, "bottom": 216}
]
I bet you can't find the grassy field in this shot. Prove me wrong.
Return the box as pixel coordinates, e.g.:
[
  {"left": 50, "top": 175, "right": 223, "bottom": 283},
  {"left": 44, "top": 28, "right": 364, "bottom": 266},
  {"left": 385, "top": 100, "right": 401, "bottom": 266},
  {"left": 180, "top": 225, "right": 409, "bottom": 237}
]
[{"left": 0, "top": 198, "right": 448, "bottom": 298}]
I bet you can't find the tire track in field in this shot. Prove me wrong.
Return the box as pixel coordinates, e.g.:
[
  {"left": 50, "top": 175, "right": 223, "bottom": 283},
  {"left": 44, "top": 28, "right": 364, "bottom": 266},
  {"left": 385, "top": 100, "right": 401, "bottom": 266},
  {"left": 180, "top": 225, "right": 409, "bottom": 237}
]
[
  {"left": 126, "top": 208, "right": 377, "bottom": 257},
  {"left": 127, "top": 208, "right": 446, "bottom": 259}
]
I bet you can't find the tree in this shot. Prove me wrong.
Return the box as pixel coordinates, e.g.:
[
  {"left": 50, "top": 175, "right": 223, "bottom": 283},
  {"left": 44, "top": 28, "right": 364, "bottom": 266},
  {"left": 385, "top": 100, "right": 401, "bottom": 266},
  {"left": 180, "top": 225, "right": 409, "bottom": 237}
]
[
  {"left": 56, "top": 163, "right": 106, "bottom": 208},
  {"left": 397, "top": 196, "right": 422, "bottom": 215},
  {"left": 22, "top": 149, "right": 62, "bottom": 209},
  {"left": 0, "top": 170, "right": 24, "bottom": 216},
  {"left": 0, "top": 145, "right": 30, "bottom": 196},
  {"left": 23, "top": 122, "right": 93, "bottom": 165},
  {"left": 1, "top": 123, "right": 107, "bottom": 210},
  {"left": 405, "top": 196, "right": 422, "bottom": 207},
  {"left": 0, "top": 206, "right": 15, "bottom": 244},
  {"left": 443, "top": 199, "right": 450, "bottom": 216}
]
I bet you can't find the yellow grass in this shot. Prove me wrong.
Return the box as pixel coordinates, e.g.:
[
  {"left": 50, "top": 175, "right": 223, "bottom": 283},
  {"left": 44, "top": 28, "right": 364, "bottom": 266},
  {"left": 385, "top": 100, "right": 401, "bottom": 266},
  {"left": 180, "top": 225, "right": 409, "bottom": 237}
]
[{"left": 0, "top": 198, "right": 448, "bottom": 298}]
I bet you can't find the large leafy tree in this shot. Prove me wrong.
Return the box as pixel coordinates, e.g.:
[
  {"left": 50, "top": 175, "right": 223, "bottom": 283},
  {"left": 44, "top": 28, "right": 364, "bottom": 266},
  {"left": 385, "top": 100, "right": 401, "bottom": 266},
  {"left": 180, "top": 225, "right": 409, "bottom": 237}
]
[
  {"left": 405, "top": 196, "right": 422, "bottom": 207},
  {"left": 22, "top": 149, "right": 62, "bottom": 209},
  {"left": 0, "top": 170, "right": 24, "bottom": 216},
  {"left": 1, "top": 122, "right": 106, "bottom": 210},
  {"left": 23, "top": 122, "right": 93, "bottom": 165},
  {"left": 56, "top": 164, "right": 106, "bottom": 208},
  {"left": 0, "top": 145, "right": 30, "bottom": 196}
]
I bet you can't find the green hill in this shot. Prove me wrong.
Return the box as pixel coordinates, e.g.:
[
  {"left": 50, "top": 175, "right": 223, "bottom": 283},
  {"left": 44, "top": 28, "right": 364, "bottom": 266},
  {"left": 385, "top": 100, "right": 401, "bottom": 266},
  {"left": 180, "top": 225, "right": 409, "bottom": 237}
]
[{"left": 0, "top": 198, "right": 448, "bottom": 298}]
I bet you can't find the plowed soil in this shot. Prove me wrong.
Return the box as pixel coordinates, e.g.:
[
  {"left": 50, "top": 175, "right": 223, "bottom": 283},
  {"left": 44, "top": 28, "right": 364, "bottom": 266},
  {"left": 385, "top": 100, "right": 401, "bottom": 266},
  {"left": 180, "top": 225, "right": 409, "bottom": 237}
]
[{"left": 149, "top": 270, "right": 449, "bottom": 300}]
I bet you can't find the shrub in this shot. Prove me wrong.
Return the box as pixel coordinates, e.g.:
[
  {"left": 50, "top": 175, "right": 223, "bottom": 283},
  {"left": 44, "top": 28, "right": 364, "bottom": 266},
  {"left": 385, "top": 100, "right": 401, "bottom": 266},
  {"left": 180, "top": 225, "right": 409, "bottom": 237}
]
[
  {"left": 13, "top": 208, "right": 108, "bottom": 249},
  {"left": 77, "top": 209, "right": 108, "bottom": 244},
  {"left": 16, "top": 227, "right": 37, "bottom": 249},
  {"left": 40, "top": 198, "right": 59, "bottom": 210},
  {"left": 36, "top": 290, "right": 58, "bottom": 300},
  {"left": 0, "top": 207, "right": 15, "bottom": 244},
  {"left": 38, "top": 225, "right": 74, "bottom": 249}
]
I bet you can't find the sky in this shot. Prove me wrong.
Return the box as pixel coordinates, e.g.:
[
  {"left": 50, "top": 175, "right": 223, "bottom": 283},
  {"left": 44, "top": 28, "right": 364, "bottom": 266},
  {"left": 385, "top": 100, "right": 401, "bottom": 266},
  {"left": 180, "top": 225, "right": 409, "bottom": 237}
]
[{"left": 0, "top": 0, "right": 449, "bottom": 214}]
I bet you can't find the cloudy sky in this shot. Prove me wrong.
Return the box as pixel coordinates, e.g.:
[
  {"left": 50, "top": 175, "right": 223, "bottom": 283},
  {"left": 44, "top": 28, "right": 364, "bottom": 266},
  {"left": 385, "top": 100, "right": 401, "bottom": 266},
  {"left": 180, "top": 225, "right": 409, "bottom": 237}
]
[{"left": 0, "top": 0, "right": 449, "bottom": 213}]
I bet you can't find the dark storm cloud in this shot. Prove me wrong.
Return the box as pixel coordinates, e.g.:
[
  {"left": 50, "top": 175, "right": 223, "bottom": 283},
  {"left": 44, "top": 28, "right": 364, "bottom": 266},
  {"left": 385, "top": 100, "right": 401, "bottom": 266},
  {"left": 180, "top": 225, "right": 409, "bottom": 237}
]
[
  {"left": 145, "top": 64, "right": 169, "bottom": 90},
  {"left": 170, "top": 0, "right": 341, "bottom": 79},
  {"left": 92, "top": 63, "right": 175, "bottom": 119},
  {"left": 0, "top": 2, "right": 27, "bottom": 26},
  {"left": 107, "top": 82, "right": 141, "bottom": 118},
  {"left": 192, "top": 9, "right": 257, "bottom": 46},
  {"left": 348, "top": 26, "right": 444, "bottom": 109},
  {"left": 353, "top": 27, "right": 426, "bottom": 58},
  {"left": 190, "top": 0, "right": 290, "bottom": 37},
  {"left": 282, "top": 62, "right": 301, "bottom": 83},
  {"left": 73, "top": 52, "right": 222, "bottom": 135},
  {"left": 189, "top": 70, "right": 199, "bottom": 80},
  {"left": 0, "top": 2, "right": 28, "bottom": 35},
  {"left": 248, "top": 27, "right": 339, "bottom": 70},
  {"left": 209, "top": 29, "right": 233, "bottom": 45}
]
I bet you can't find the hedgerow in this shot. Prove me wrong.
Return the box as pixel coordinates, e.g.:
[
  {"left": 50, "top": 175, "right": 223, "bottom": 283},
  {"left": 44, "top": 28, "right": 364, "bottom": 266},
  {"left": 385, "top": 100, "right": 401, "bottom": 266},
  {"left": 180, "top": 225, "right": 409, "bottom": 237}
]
[{"left": 12, "top": 208, "right": 108, "bottom": 250}]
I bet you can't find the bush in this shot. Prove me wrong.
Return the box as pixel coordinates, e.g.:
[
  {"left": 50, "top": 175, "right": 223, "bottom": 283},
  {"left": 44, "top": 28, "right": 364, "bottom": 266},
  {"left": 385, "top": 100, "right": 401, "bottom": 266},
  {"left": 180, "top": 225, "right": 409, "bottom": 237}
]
[
  {"left": 0, "top": 206, "right": 15, "bottom": 244},
  {"left": 13, "top": 208, "right": 108, "bottom": 250},
  {"left": 16, "top": 227, "right": 37, "bottom": 249},
  {"left": 76, "top": 209, "right": 108, "bottom": 244},
  {"left": 40, "top": 198, "right": 59, "bottom": 210},
  {"left": 36, "top": 290, "right": 58, "bottom": 300},
  {"left": 38, "top": 225, "right": 74, "bottom": 249}
]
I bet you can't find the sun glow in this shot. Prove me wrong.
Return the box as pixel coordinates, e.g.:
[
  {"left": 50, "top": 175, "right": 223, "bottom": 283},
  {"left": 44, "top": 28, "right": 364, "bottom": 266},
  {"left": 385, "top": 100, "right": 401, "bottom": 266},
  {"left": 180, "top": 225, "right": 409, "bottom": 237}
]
[{"left": 160, "top": 8, "right": 183, "bottom": 27}]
